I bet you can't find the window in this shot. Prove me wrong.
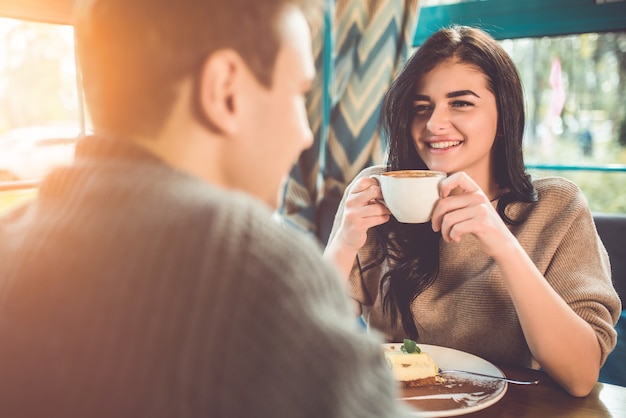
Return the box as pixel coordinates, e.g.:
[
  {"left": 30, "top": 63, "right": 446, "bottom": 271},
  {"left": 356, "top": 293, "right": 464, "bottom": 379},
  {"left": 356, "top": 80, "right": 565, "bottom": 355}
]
[
  {"left": 0, "top": 18, "right": 82, "bottom": 134},
  {"left": 0, "top": 17, "right": 85, "bottom": 213},
  {"left": 504, "top": 33, "right": 626, "bottom": 213}
]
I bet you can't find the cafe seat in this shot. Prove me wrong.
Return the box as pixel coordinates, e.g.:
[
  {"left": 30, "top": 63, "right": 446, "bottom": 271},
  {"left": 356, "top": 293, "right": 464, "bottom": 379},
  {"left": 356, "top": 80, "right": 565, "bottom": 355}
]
[
  {"left": 594, "top": 212, "right": 626, "bottom": 387},
  {"left": 594, "top": 213, "right": 626, "bottom": 303}
]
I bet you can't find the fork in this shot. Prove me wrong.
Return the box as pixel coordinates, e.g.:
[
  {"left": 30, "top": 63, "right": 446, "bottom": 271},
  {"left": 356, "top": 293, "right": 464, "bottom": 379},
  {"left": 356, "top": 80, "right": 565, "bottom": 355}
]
[{"left": 438, "top": 369, "right": 539, "bottom": 385}]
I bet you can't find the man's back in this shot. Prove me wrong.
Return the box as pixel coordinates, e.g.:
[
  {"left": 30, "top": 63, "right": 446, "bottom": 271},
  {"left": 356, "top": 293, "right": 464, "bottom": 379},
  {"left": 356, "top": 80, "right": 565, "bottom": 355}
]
[{"left": 0, "top": 136, "right": 405, "bottom": 417}]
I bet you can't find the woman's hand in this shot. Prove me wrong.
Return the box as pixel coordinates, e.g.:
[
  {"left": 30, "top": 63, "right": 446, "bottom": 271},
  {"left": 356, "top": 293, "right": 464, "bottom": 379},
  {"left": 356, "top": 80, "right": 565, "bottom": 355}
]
[
  {"left": 324, "top": 176, "right": 390, "bottom": 278},
  {"left": 334, "top": 176, "right": 390, "bottom": 251},
  {"left": 430, "top": 172, "right": 515, "bottom": 259}
]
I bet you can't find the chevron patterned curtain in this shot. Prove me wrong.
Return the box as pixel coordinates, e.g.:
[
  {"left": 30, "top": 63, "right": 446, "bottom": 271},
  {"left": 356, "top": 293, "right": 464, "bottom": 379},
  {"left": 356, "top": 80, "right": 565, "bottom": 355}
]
[{"left": 279, "top": 0, "right": 420, "bottom": 245}]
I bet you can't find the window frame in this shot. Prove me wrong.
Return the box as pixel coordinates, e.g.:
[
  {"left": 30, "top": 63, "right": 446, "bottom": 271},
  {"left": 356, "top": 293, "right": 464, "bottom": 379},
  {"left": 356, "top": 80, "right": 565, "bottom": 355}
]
[{"left": 413, "top": 0, "right": 626, "bottom": 46}]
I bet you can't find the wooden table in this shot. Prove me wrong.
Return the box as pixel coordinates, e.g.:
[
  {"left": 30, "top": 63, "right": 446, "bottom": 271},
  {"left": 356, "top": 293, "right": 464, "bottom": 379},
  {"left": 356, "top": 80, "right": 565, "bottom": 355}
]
[{"left": 462, "top": 365, "right": 626, "bottom": 417}]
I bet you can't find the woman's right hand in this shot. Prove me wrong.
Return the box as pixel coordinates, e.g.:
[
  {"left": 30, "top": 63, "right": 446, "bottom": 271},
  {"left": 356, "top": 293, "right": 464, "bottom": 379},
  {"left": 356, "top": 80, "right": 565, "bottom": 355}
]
[
  {"left": 326, "top": 176, "right": 390, "bottom": 263},
  {"left": 325, "top": 176, "right": 390, "bottom": 279}
]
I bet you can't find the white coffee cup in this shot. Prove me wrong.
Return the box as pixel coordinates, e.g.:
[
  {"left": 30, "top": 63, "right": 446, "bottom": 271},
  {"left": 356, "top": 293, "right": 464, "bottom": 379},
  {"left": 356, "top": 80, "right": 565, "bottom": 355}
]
[{"left": 370, "top": 170, "right": 446, "bottom": 223}]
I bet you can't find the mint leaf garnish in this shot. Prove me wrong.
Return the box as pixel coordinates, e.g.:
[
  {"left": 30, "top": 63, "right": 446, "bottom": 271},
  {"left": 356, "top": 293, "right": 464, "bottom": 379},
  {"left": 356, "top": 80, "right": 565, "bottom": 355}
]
[{"left": 401, "top": 339, "right": 421, "bottom": 354}]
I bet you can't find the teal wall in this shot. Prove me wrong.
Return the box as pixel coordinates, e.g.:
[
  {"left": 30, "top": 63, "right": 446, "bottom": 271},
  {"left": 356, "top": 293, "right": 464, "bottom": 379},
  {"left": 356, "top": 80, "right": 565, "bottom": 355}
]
[{"left": 414, "top": 0, "right": 626, "bottom": 45}]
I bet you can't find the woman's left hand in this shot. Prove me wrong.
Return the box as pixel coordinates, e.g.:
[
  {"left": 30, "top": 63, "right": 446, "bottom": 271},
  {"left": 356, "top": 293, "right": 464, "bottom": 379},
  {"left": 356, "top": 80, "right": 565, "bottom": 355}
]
[{"left": 430, "top": 172, "right": 515, "bottom": 259}]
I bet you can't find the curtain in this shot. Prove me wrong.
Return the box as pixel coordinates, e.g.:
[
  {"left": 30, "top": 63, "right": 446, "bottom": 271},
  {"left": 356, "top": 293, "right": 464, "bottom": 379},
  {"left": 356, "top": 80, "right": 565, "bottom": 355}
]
[{"left": 279, "top": 0, "right": 420, "bottom": 245}]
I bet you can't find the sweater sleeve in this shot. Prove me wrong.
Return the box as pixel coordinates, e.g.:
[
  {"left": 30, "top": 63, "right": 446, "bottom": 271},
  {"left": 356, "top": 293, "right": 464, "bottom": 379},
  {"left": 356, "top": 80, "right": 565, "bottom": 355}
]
[{"left": 527, "top": 178, "right": 622, "bottom": 365}]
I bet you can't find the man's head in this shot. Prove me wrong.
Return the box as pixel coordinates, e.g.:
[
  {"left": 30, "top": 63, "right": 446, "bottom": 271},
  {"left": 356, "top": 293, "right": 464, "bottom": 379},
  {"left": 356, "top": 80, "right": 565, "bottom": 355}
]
[
  {"left": 75, "top": 0, "right": 321, "bottom": 207},
  {"left": 75, "top": 0, "right": 320, "bottom": 138}
]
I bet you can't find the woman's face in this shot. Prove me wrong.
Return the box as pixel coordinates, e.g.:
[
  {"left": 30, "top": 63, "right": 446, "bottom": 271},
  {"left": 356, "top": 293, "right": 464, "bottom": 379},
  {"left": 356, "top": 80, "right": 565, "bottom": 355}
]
[{"left": 410, "top": 58, "right": 498, "bottom": 187}]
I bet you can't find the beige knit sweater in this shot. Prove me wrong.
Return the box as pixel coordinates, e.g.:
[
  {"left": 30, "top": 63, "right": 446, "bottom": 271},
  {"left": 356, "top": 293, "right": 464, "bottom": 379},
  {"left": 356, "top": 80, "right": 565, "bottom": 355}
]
[{"left": 329, "top": 165, "right": 622, "bottom": 368}]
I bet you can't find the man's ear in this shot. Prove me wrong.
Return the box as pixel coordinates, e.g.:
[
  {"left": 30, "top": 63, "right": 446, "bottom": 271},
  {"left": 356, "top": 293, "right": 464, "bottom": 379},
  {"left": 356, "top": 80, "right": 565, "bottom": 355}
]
[{"left": 196, "top": 50, "right": 244, "bottom": 135}]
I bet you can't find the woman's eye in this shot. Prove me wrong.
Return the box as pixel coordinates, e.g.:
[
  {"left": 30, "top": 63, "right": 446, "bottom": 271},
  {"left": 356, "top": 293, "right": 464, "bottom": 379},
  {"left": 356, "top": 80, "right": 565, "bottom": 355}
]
[
  {"left": 413, "top": 104, "right": 432, "bottom": 115},
  {"left": 451, "top": 100, "right": 474, "bottom": 108}
]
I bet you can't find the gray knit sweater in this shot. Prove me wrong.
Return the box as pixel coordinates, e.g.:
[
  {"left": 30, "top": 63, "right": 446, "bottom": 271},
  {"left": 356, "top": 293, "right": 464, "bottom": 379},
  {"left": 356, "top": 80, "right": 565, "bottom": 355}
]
[
  {"left": 0, "top": 137, "right": 411, "bottom": 418},
  {"left": 329, "top": 165, "right": 621, "bottom": 369}
]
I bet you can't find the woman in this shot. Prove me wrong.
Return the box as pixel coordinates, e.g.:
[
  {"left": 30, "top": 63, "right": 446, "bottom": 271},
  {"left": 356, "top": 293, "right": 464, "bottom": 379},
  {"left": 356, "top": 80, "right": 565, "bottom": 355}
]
[{"left": 325, "top": 25, "right": 621, "bottom": 397}]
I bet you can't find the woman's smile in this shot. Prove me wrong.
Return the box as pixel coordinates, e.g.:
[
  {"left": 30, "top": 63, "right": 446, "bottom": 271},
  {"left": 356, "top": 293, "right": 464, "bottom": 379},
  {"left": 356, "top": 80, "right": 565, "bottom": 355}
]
[{"left": 426, "top": 139, "right": 464, "bottom": 150}]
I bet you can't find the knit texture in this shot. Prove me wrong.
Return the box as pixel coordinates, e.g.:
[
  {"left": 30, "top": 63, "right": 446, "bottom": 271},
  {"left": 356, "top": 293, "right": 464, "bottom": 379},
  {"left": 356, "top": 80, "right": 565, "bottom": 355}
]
[
  {"left": 0, "top": 138, "right": 412, "bottom": 418},
  {"left": 329, "top": 165, "right": 622, "bottom": 368}
]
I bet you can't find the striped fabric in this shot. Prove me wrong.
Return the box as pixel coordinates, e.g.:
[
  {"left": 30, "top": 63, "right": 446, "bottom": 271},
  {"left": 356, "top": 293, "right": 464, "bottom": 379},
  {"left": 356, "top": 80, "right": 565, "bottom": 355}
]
[{"left": 279, "top": 0, "right": 420, "bottom": 244}]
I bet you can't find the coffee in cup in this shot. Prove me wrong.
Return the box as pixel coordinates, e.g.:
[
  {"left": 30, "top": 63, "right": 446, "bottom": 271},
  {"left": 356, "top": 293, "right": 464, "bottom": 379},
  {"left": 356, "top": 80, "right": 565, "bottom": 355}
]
[{"left": 370, "top": 170, "right": 446, "bottom": 223}]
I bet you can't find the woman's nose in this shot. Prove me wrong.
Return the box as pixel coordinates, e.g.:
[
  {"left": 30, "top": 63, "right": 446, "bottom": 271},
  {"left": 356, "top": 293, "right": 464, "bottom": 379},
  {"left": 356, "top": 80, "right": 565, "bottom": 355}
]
[{"left": 426, "top": 106, "right": 450, "bottom": 132}]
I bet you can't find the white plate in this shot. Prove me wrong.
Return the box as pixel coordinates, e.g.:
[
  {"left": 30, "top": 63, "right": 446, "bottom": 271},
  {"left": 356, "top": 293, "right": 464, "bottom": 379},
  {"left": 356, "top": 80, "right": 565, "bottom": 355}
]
[{"left": 383, "top": 343, "right": 508, "bottom": 417}]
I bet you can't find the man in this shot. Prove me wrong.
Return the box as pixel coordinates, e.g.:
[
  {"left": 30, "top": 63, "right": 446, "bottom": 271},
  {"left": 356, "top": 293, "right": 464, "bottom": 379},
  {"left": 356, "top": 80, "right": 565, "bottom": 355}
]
[{"left": 0, "top": 0, "right": 411, "bottom": 417}]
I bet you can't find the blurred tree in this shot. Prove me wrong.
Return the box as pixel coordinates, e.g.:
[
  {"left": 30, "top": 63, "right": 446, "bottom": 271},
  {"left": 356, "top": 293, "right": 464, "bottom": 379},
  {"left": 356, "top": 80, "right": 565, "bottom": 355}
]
[
  {"left": 594, "top": 32, "right": 626, "bottom": 147},
  {"left": 504, "top": 31, "right": 626, "bottom": 161},
  {"left": 0, "top": 19, "right": 77, "bottom": 131}
]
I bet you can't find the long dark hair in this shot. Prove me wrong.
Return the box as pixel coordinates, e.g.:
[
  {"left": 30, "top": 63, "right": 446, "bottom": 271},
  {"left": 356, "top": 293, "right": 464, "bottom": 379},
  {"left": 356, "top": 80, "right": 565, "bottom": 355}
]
[{"left": 370, "top": 25, "right": 538, "bottom": 339}]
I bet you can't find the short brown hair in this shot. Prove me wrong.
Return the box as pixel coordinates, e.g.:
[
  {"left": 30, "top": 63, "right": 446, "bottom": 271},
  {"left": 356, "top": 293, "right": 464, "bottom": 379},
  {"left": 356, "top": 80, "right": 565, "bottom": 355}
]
[{"left": 75, "top": 0, "right": 323, "bottom": 138}]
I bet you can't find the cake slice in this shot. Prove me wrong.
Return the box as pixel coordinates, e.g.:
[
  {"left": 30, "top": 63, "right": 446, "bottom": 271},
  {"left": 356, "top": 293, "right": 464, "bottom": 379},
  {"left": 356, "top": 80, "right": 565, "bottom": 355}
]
[{"left": 383, "top": 339, "right": 441, "bottom": 387}]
